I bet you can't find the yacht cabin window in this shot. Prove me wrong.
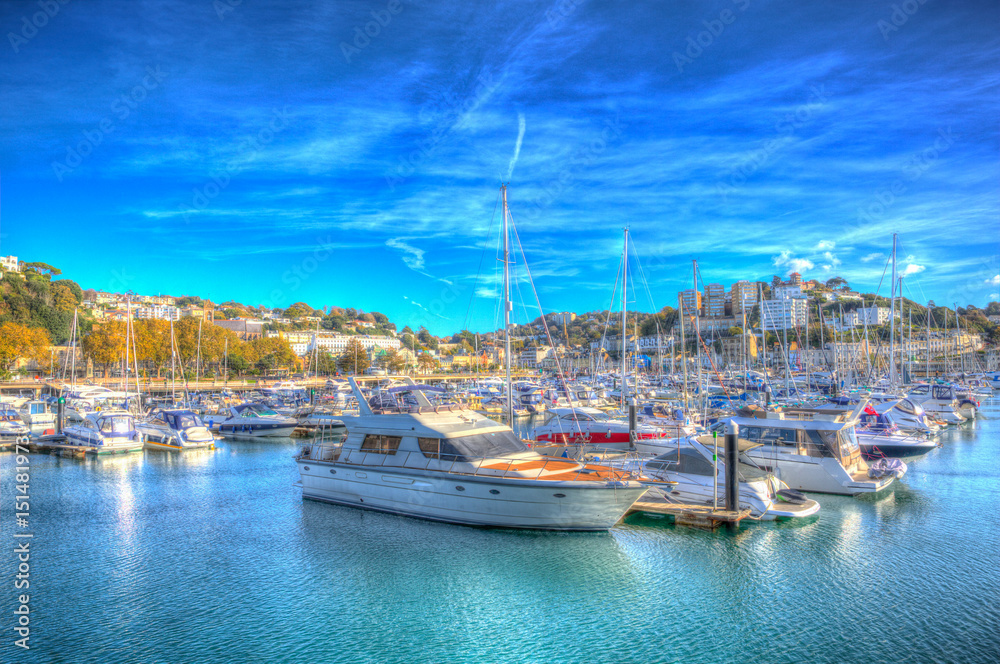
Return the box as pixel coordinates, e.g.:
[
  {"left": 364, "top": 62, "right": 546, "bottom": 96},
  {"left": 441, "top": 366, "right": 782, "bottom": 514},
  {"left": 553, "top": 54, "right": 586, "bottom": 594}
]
[
  {"left": 910, "top": 385, "right": 929, "bottom": 395},
  {"left": 932, "top": 386, "right": 952, "bottom": 400},
  {"left": 419, "top": 431, "right": 528, "bottom": 462},
  {"left": 418, "top": 437, "right": 441, "bottom": 459},
  {"left": 361, "top": 434, "right": 401, "bottom": 455}
]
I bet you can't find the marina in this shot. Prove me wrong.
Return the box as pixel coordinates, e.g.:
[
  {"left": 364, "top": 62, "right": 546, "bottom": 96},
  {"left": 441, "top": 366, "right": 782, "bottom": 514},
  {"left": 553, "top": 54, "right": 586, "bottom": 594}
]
[
  {"left": 1, "top": 395, "right": 997, "bottom": 662},
  {"left": 2, "top": 0, "right": 997, "bottom": 660}
]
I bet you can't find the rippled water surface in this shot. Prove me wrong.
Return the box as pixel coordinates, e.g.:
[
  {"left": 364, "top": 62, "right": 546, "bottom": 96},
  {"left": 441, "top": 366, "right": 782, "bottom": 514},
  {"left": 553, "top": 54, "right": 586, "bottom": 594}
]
[{"left": 2, "top": 399, "right": 999, "bottom": 663}]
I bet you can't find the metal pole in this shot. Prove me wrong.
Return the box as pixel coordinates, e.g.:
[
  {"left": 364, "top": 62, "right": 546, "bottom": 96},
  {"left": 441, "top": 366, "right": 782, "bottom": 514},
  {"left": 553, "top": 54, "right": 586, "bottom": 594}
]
[
  {"left": 725, "top": 420, "right": 739, "bottom": 512},
  {"left": 889, "top": 233, "right": 897, "bottom": 385},
  {"left": 621, "top": 228, "right": 629, "bottom": 410},
  {"left": 502, "top": 184, "right": 513, "bottom": 425},
  {"left": 712, "top": 430, "right": 718, "bottom": 509},
  {"left": 628, "top": 399, "right": 636, "bottom": 450}
]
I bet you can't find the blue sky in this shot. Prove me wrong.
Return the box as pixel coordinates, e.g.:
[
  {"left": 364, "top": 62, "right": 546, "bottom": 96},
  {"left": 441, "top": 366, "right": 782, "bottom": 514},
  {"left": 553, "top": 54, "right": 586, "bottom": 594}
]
[{"left": 1, "top": 0, "right": 997, "bottom": 335}]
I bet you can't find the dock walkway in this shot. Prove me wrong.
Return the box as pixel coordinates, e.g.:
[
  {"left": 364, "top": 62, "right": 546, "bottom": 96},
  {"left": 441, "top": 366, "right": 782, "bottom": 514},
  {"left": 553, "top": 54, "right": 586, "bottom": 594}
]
[{"left": 626, "top": 495, "right": 752, "bottom": 528}]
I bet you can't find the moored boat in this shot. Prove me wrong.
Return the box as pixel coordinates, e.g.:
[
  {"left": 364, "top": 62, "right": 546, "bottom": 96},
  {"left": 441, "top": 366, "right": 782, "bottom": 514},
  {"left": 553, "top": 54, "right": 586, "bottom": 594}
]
[{"left": 296, "top": 379, "right": 648, "bottom": 530}]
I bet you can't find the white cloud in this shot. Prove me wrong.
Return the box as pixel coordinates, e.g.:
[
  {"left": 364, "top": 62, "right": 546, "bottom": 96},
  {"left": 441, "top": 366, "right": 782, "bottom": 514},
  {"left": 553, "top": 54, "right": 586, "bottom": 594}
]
[
  {"left": 821, "top": 251, "right": 841, "bottom": 270},
  {"left": 386, "top": 238, "right": 425, "bottom": 271},
  {"left": 772, "top": 250, "right": 814, "bottom": 275},
  {"left": 506, "top": 112, "right": 526, "bottom": 180},
  {"left": 815, "top": 240, "right": 835, "bottom": 250},
  {"left": 987, "top": 274, "right": 1000, "bottom": 285},
  {"left": 860, "top": 252, "right": 884, "bottom": 263},
  {"left": 901, "top": 263, "right": 925, "bottom": 277}
]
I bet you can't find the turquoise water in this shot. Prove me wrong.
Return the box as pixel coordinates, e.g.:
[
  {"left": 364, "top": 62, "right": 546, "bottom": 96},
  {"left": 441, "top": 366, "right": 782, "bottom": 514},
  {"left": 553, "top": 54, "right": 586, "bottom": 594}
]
[{"left": 2, "top": 400, "right": 999, "bottom": 663}]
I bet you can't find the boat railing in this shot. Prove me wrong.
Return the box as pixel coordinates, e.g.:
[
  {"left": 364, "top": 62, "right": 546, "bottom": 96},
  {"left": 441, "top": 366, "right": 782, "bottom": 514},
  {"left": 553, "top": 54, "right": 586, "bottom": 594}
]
[{"left": 296, "top": 441, "right": 640, "bottom": 483}]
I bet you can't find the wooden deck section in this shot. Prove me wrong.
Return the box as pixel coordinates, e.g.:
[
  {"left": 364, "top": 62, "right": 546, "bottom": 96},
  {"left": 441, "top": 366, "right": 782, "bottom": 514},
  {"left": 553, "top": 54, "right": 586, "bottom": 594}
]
[{"left": 626, "top": 495, "right": 752, "bottom": 529}]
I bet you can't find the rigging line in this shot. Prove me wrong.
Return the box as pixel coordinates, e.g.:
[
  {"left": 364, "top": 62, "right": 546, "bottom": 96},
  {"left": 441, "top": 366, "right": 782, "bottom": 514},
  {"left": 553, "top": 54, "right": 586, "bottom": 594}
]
[
  {"left": 895, "top": 238, "right": 929, "bottom": 305},
  {"left": 508, "top": 209, "right": 584, "bottom": 438},
  {"left": 598, "top": 250, "right": 625, "bottom": 372},
  {"left": 462, "top": 188, "right": 502, "bottom": 333},
  {"left": 628, "top": 236, "right": 660, "bottom": 315}
]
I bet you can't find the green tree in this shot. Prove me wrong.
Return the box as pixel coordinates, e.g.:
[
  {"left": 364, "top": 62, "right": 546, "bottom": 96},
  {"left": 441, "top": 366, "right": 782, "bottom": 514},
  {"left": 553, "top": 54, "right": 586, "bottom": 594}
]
[
  {"left": 382, "top": 348, "right": 407, "bottom": 373},
  {"left": 417, "top": 353, "right": 438, "bottom": 374},
  {"left": 337, "top": 339, "right": 370, "bottom": 374}
]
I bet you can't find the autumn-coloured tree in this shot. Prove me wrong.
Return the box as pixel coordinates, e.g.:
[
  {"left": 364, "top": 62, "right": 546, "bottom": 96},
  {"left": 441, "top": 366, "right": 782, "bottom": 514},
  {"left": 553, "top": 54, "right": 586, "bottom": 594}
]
[
  {"left": 417, "top": 353, "right": 438, "bottom": 374},
  {"left": 81, "top": 321, "right": 126, "bottom": 376},
  {"left": 0, "top": 322, "right": 51, "bottom": 372}
]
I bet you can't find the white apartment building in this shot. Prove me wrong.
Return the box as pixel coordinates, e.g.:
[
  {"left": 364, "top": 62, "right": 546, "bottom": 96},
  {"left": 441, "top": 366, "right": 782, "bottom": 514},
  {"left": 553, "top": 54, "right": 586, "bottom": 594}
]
[
  {"left": 136, "top": 305, "right": 181, "bottom": 321},
  {"left": 773, "top": 284, "right": 806, "bottom": 300},
  {"left": 268, "top": 331, "right": 401, "bottom": 357},
  {"left": 840, "top": 306, "right": 891, "bottom": 329},
  {"left": 760, "top": 298, "right": 808, "bottom": 331},
  {"left": 1, "top": 255, "right": 20, "bottom": 272}
]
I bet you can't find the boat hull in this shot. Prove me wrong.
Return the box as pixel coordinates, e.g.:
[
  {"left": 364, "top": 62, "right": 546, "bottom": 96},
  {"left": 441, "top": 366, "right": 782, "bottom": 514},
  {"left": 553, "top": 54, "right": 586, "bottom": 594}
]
[{"left": 297, "top": 460, "right": 646, "bottom": 531}]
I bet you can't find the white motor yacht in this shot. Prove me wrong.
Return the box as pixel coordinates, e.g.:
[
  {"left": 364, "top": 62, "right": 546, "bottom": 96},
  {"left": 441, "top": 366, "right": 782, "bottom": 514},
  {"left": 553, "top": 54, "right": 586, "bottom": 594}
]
[
  {"left": 722, "top": 403, "right": 902, "bottom": 496},
  {"left": 62, "top": 410, "right": 144, "bottom": 454},
  {"left": 211, "top": 402, "right": 298, "bottom": 437},
  {"left": 295, "top": 379, "right": 648, "bottom": 531},
  {"left": 906, "top": 384, "right": 967, "bottom": 424},
  {"left": 0, "top": 408, "right": 30, "bottom": 441},
  {"left": 532, "top": 407, "right": 685, "bottom": 451},
  {"left": 640, "top": 435, "right": 821, "bottom": 520},
  {"left": 18, "top": 400, "right": 55, "bottom": 428},
  {"left": 137, "top": 408, "right": 216, "bottom": 450}
]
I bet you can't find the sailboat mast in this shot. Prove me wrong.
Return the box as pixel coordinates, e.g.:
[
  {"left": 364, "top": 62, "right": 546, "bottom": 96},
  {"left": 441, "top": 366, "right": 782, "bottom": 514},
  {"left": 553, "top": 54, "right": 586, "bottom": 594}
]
[
  {"left": 170, "top": 319, "right": 176, "bottom": 406},
  {"left": 197, "top": 319, "right": 203, "bottom": 383},
  {"left": 926, "top": 302, "right": 930, "bottom": 381},
  {"left": 502, "top": 184, "right": 513, "bottom": 425},
  {"left": 621, "top": 227, "right": 628, "bottom": 409},
  {"left": 678, "top": 294, "right": 688, "bottom": 414},
  {"left": 889, "top": 233, "right": 897, "bottom": 385},
  {"left": 692, "top": 260, "right": 702, "bottom": 400},
  {"left": 70, "top": 308, "right": 77, "bottom": 388}
]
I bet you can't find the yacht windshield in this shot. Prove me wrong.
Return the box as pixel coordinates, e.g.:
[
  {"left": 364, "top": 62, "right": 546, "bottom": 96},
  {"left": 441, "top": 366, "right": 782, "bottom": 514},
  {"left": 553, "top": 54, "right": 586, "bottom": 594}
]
[
  {"left": 436, "top": 431, "right": 528, "bottom": 461},
  {"left": 99, "top": 416, "right": 132, "bottom": 434},
  {"left": 169, "top": 412, "right": 204, "bottom": 429}
]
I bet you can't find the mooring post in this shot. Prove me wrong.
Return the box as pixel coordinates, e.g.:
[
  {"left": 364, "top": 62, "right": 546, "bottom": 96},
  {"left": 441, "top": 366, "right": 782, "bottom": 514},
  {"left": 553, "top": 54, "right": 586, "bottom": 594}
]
[
  {"left": 628, "top": 399, "right": 637, "bottom": 449},
  {"left": 725, "top": 420, "right": 739, "bottom": 512},
  {"left": 57, "top": 389, "right": 65, "bottom": 434}
]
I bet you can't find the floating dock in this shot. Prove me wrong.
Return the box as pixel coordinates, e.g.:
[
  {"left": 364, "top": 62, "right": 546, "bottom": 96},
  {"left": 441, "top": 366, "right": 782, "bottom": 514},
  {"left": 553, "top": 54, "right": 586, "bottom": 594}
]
[
  {"left": 25, "top": 435, "right": 143, "bottom": 457},
  {"left": 626, "top": 495, "right": 752, "bottom": 529}
]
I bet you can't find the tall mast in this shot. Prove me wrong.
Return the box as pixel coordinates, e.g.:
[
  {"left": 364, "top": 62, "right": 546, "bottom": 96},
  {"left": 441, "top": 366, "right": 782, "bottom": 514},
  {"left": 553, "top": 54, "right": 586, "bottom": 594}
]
[
  {"left": 70, "top": 308, "right": 77, "bottom": 388},
  {"left": 621, "top": 227, "right": 629, "bottom": 409},
  {"left": 501, "top": 184, "right": 513, "bottom": 424},
  {"left": 170, "top": 318, "right": 176, "bottom": 406},
  {"left": 678, "top": 293, "right": 688, "bottom": 414},
  {"left": 759, "top": 284, "right": 768, "bottom": 387},
  {"left": 196, "top": 318, "right": 203, "bottom": 384},
  {"left": 889, "top": 233, "right": 897, "bottom": 385},
  {"left": 955, "top": 302, "right": 963, "bottom": 375},
  {"left": 693, "top": 260, "right": 702, "bottom": 400},
  {"left": 926, "top": 302, "right": 930, "bottom": 381},
  {"left": 944, "top": 308, "right": 949, "bottom": 375}
]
